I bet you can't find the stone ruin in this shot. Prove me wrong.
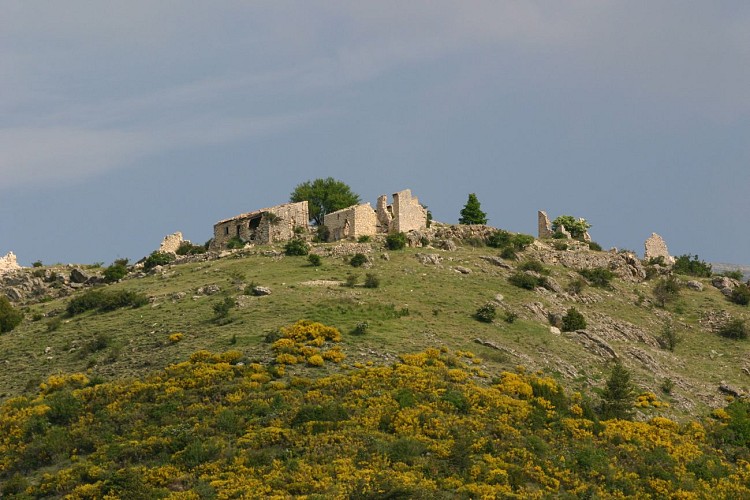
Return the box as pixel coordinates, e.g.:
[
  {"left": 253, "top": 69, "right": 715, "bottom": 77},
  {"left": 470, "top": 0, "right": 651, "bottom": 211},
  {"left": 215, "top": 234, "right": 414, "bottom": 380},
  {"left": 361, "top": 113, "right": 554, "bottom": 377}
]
[
  {"left": 324, "top": 189, "right": 428, "bottom": 242},
  {"left": 538, "top": 210, "right": 591, "bottom": 242},
  {"left": 0, "top": 251, "right": 21, "bottom": 275},
  {"left": 211, "top": 201, "right": 309, "bottom": 249},
  {"left": 158, "top": 232, "right": 185, "bottom": 254},
  {"left": 643, "top": 233, "right": 675, "bottom": 265}
]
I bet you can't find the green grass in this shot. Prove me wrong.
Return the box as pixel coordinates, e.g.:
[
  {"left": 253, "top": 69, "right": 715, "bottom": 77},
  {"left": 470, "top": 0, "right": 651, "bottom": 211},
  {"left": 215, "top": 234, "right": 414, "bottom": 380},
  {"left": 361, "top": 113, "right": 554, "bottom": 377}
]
[{"left": 1, "top": 242, "right": 749, "bottom": 420}]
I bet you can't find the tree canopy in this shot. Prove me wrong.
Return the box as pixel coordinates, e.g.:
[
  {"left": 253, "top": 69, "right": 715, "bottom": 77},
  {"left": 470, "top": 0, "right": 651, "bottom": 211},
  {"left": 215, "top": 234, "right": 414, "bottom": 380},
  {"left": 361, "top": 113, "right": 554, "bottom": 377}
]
[
  {"left": 290, "top": 178, "right": 361, "bottom": 225},
  {"left": 458, "top": 193, "right": 487, "bottom": 225},
  {"left": 551, "top": 215, "right": 591, "bottom": 239}
]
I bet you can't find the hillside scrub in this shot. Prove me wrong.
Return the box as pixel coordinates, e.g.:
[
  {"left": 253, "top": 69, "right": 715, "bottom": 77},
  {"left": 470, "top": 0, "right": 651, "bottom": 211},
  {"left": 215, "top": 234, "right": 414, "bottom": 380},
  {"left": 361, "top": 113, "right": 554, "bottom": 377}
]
[
  {"left": 673, "top": 254, "right": 712, "bottom": 277},
  {"left": 0, "top": 296, "right": 23, "bottom": 333},
  {"left": 66, "top": 289, "right": 149, "bottom": 316},
  {"left": 2, "top": 341, "right": 750, "bottom": 498},
  {"left": 551, "top": 215, "right": 591, "bottom": 240}
]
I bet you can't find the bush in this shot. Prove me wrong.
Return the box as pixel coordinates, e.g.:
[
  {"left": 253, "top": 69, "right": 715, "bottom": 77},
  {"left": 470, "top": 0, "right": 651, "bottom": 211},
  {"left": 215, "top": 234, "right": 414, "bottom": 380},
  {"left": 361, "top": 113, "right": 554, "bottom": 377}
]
[
  {"left": 552, "top": 215, "right": 591, "bottom": 240},
  {"left": 508, "top": 272, "right": 543, "bottom": 290},
  {"left": 364, "top": 273, "right": 380, "bottom": 289},
  {"left": 66, "top": 289, "right": 148, "bottom": 316},
  {"left": 475, "top": 303, "right": 496, "bottom": 323},
  {"left": 357, "top": 235, "right": 371, "bottom": 243},
  {"left": 350, "top": 253, "right": 368, "bottom": 267},
  {"left": 176, "top": 242, "right": 207, "bottom": 255},
  {"left": 103, "top": 259, "right": 129, "bottom": 283},
  {"left": 307, "top": 254, "right": 322, "bottom": 267},
  {"left": 0, "top": 296, "right": 23, "bottom": 333},
  {"left": 226, "top": 236, "right": 245, "bottom": 249},
  {"left": 143, "top": 251, "right": 175, "bottom": 271},
  {"left": 344, "top": 274, "right": 358, "bottom": 287},
  {"left": 567, "top": 278, "right": 587, "bottom": 295},
  {"left": 511, "top": 234, "right": 535, "bottom": 250},
  {"left": 352, "top": 322, "right": 369, "bottom": 335},
  {"left": 314, "top": 225, "right": 330, "bottom": 243},
  {"left": 284, "top": 238, "right": 310, "bottom": 256},
  {"left": 504, "top": 310, "right": 518, "bottom": 323},
  {"left": 588, "top": 241, "right": 603, "bottom": 251},
  {"left": 673, "top": 254, "right": 712, "bottom": 277},
  {"left": 385, "top": 232, "right": 407, "bottom": 250},
  {"left": 579, "top": 268, "right": 615, "bottom": 288},
  {"left": 519, "top": 260, "right": 548, "bottom": 274},
  {"left": 730, "top": 285, "right": 750, "bottom": 306},
  {"left": 212, "top": 297, "right": 235, "bottom": 323},
  {"left": 561, "top": 307, "right": 586, "bottom": 332},
  {"left": 653, "top": 276, "right": 681, "bottom": 307},
  {"left": 718, "top": 318, "right": 748, "bottom": 340},
  {"left": 487, "top": 230, "right": 512, "bottom": 249},
  {"left": 500, "top": 247, "right": 517, "bottom": 260},
  {"left": 721, "top": 269, "right": 745, "bottom": 280},
  {"left": 553, "top": 241, "right": 569, "bottom": 251},
  {"left": 658, "top": 321, "right": 681, "bottom": 351}
]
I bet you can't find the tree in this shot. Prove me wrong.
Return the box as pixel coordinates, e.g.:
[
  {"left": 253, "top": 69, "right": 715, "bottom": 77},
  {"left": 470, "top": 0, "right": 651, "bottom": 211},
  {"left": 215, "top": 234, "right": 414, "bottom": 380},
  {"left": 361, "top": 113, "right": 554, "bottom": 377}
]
[
  {"left": 0, "top": 296, "right": 23, "bottom": 333},
  {"left": 601, "top": 362, "right": 635, "bottom": 420},
  {"left": 458, "top": 193, "right": 487, "bottom": 225},
  {"left": 551, "top": 215, "right": 591, "bottom": 240},
  {"left": 290, "top": 178, "right": 361, "bottom": 226}
]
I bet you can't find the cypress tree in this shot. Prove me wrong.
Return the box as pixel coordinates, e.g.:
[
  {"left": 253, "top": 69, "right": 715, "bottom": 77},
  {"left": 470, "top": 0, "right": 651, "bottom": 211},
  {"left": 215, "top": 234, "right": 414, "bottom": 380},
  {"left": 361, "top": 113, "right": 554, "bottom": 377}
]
[{"left": 601, "top": 362, "right": 635, "bottom": 420}]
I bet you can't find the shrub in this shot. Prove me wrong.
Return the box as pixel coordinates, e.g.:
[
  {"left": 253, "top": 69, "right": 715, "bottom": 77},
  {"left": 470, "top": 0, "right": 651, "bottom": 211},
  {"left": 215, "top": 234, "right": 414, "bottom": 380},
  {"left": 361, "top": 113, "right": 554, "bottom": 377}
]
[
  {"left": 350, "top": 253, "right": 368, "bottom": 267},
  {"left": 364, "top": 273, "right": 380, "bottom": 289},
  {"left": 103, "top": 258, "right": 129, "bottom": 283},
  {"left": 508, "top": 272, "right": 542, "bottom": 290},
  {"left": 66, "top": 289, "right": 148, "bottom": 316},
  {"left": 352, "top": 322, "right": 369, "bottom": 335},
  {"left": 510, "top": 234, "right": 535, "bottom": 250},
  {"left": 487, "top": 230, "right": 512, "bottom": 249},
  {"left": 553, "top": 241, "right": 568, "bottom": 251},
  {"left": 588, "top": 241, "right": 603, "bottom": 251},
  {"left": 307, "top": 254, "right": 322, "bottom": 267},
  {"left": 0, "top": 296, "right": 23, "bottom": 333},
  {"left": 344, "top": 274, "right": 358, "bottom": 287},
  {"left": 579, "top": 268, "right": 615, "bottom": 288},
  {"left": 475, "top": 303, "right": 496, "bottom": 323},
  {"left": 143, "top": 251, "right": 175, "bottom": 271},
  {"left": 314, "top": 225, "right": 330, "bottom": 243},
  {"left": 385, "top": 232, "right": 407, "bottom": 250},
  {"left": 721, "top": 269, "right": 745, "bottom": 280},
  {"left": 226, "top": 236, "right": 245, "bottom": 249},
  {"left": 718, "top": 318, "right": 748, "bottom": 340},
  {"left": 730, "top": 285, "right": 750, "bottom": 306},
  {"left": 176, "top": 241, "right": 207, "bottom": 255},
  {"left": 284, "top": 238, "right": 309, "bottom": 256},
  {"left": 561, "top": 307, "right": 586, "bottom": 332},
  {"left": 653, "top": 276, "right": 681, "bottom": 307},
  {"left": 552, "top": 215, "right": 591, "bottom": 240},
  {"left": 500, "top": 247, "right": 517, "bottom": 260},
  {"left": 46, "top": 317, "right": 62, "bottom": 332},
  {"left": 32, "top": 260, "right": 43, "bottom": 268},
  {"left": 519, "top": 259, "right": 548, "bottom": 274},
  {"left": 504, "top": 310, "right": 518, "bottom": 323},
  {"left": 657, "top": 321, "right": 680, "bottom": 351},
  {"left": 673, "top": 254, "right": 712, "bottom": 277},
  {"left": 357, "top": 235, "right": 371, "bottom": 243},
  {"left": 661, "top": 378, "right": 675, "bottom": 395},
  {"left": 212, "top": 297, "right": 235, "bottom": 322},
  {"left": 567, "top": 278, "right": 587, "bottom": 295}
]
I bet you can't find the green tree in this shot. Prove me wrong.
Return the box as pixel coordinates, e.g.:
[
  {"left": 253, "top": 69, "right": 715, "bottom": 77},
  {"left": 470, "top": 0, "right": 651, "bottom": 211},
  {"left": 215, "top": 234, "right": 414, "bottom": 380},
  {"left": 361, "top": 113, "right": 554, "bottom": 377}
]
[
  {"left": 552, "top": 215, "right": 591, "bottom": 239},
  {"left": 0, "top": 296, "right": 23, "bottom": 333},
  {"left": 601, "top": 362, "right": 635, "bottom": 420},
  {"left": 290, "top": 178, "right": 361, "bottom": 225},
  {"left": 458, "top": 193, "right": 487, "bottom": 225}
]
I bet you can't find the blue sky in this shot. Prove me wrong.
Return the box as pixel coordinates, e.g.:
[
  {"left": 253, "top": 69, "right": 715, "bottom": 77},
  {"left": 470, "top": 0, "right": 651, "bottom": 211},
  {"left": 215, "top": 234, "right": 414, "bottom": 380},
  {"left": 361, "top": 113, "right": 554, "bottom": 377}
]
[{"left": 1, "top": 2, "right": 749, "bottom": 266}]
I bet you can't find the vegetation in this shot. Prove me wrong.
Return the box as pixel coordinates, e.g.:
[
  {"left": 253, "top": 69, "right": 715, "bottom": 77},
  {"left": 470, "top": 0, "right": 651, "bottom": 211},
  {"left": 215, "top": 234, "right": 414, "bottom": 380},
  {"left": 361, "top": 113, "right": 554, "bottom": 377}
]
[
  {"left": 718, "top": 318, "right": 748, "bottom": 340},
  {"left": 66, "top": 289, "right": 149, "bottom": 316},
  {"left": 658, "top": 320, "right": 681, "bottom": 352},
  {"left": 519, "top": 259, "right": 549, "bottom": 275},
  {"left": 653, "top": 275, "right": 681, "bottom": 307},
  {"left": 474, "top": 302, "right": 497, "bottom": 323},
  {"left": 458, "top": 193, "right": 487, "bottom": 225},
  {"left": 673, "top": 254, "right": 712, "bottom": 277},
  {"left": 290, "top": 177, "right": 361, "bottom": 225},
  {"left": 363, "top": 273, "right": 380, "bottom": 289},
  {"left": 307, "top": 254, "right": 322, "bottom": 267},
  {"left": 176, "top": 241, "right": 207, "bottom": 255},
  {"left": 551, "top": 215, "right": 591, "bottom": 240},
  {"left": 729, "top": 284, "right": 750, "bottom": 306},
  {"left": 600, "top": 362, "right": 636, "bottom": 420},
  {"left": 561, "top": 307, "right": 587, "bottom": 332},
  {"left": 509, "top": 272, "right": 545, "bottom": 290},
  {"left": 103, "top": 258, "right": 129, "bottom": 283},
  {"left": 225, "top": 236, "right": 245, "bottom": 249},
  {"left": 385, "top": 232, "right": 407, "bottom": 250},
  {"left": 284, "top": 238, "right": 310, "bottom": 256},
  {"left": 349, "top": 253, "right": 368, "bottom": 267},
  {"left": 143, "top": 251, "right": 175, "bottom": 271},
  {"left": 0, "top": 296, "right": 23, "bottom": 333},
  {"left": 721, "top": 269, "right": 745, "bottom": 280},
  {"left": 579, "top": 267, "right": 615, "bottom": 288}
]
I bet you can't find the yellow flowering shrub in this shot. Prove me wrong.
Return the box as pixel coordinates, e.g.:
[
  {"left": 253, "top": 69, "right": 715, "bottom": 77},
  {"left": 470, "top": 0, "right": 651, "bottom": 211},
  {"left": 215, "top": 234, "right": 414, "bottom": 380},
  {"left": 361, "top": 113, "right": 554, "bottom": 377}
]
[{"left": 168, "top": 332, "right": 184, "bottom": 343}]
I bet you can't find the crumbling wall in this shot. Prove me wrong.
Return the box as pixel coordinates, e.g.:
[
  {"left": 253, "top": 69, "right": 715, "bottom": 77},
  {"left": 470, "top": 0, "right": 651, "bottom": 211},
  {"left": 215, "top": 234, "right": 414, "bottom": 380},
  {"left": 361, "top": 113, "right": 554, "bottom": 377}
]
[
  {"left": 391, "top": 189, "right": 428, "bottom": 233},
  {"left": 324, "top": 204, "right": 378, "bottom": 241},
  {"left": 159, "top": 232, "right": 184, "bottom": 254},
  {"left": 644, "top": 233, "right": 675, "bottom": 264},
  {"left": 538, "top": 211, "right": 554, "bottom": 238},
  {"left": 0, "top": 252, "right": 21, "bottom": 275},
  {"left": 212, "top": 201, "right": 309, "bottom": 248}
]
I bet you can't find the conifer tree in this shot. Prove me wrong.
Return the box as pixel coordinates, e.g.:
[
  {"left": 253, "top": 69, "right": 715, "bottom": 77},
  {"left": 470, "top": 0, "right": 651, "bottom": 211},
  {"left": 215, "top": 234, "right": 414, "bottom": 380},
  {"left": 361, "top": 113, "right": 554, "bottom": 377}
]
[
  {"left": 601, "top": 362, "right": 635, "bottom": 420},
  {"left": 458, "top": 193, "right": 488, "bottom": 225}
]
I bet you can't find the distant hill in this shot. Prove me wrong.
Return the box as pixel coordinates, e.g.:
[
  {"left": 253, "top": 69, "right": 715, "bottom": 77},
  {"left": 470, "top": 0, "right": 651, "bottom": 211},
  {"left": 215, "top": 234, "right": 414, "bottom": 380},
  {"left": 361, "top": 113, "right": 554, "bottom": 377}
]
[{"left": 712, "top": 262, "right": 750, "bottom": 281}]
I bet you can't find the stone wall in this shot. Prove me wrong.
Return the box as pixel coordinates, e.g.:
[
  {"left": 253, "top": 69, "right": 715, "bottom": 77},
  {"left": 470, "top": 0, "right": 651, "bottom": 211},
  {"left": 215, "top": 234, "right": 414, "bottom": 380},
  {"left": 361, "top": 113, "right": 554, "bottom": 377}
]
[
  {"left": 644, "top": 233, "right": 675, "bottom": 264},
  {"left": 212, "top": 201, "right": 309, "bottom": 248},
  {"left": 0, "top": 252, "right": 20, "bottom": 275},
  {"left": 538, "top": 211, "right": 554, "bottom": 238},
  {"left": 391, "top": 189, "right": 428, "bottom": 233},
  {"left": 159, "top": 232, "right": 184, "bottom": 254},
  {"left": 324, "top": 203, "right": 378, "bottom": 241}
]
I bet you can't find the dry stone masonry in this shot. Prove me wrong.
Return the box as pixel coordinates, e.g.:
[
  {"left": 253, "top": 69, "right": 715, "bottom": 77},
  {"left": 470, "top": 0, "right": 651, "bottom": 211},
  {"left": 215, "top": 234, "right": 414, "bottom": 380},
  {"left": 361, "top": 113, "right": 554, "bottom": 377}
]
[
  {"left": 0, "top": 251, "right": 21, "bottom": 275},
  {"left": 158, "top": 232, "right": 185, "bottom": 254},
  {"left": 211, "top": 201, "right": 309, "bottom": 249},
  {"left": 325, "top": 189, "right": 427, "bottom": 242},
  {"left": 644, "top": 233, "right": 675, "bottom": 265},
  {"left": 538, "top": 211, "right": 554, "bottom": 239}
]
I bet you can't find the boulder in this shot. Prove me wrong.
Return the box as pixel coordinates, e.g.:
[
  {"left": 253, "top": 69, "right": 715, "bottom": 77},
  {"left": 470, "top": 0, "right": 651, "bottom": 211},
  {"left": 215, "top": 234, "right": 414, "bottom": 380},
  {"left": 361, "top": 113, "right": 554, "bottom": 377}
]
[
  {"left": 686, "top": 280, "right": 704, "bottom": 291},
  {"left": 69, "top": 268, "right": 90, "bottom": 284},
  {"left": 416, "top": 253, "right": 442, "bottom": 265},
  {"left": 251, "top": 286, "right": 272, "bottom": 296}
]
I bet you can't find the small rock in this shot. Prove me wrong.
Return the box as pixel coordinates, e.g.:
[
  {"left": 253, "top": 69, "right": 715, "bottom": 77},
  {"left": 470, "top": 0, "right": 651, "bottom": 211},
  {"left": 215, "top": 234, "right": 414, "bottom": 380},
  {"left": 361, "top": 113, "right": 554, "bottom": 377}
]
[
  {"left": 44, "top": 346, "right": 52, "bottom": 354},
  {"left": 196, "top": 284, "right": 221, "bottom": 296},
  {"left": 550, "top": 326, "right": 561, "bottom": 335},
  {"left": 380, "top": 253, "right": 390, "bottom": 261},
  {"left": 454, "top": 266, "right": 472, "bottom": 274},
  {"left": 416, "top": 253, "right": 442, "bottom": 265},
  {"left": 494, "top": 293, "right": 504, "bottom": 303},
  {"left": 171, "top": 292, "right": 187, "bottom": 301},
  {"left": 686, "top": 280, "right": 704, "bottom": 291},
  {"left": 439, "top": 239, "right": 457, "bottom": 252},
  {"left": 252, "top": 286, "right": 272, "bottom": 296}
]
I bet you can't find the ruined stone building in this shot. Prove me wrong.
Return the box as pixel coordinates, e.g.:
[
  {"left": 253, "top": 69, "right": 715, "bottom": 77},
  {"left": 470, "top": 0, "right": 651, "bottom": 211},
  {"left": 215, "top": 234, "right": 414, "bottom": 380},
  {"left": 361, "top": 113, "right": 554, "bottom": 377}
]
[
  {"left": 324, "top": 189, "right": 427, "bottom": 242},
  {"left": 211, "top": 201, "right": 309, "bottom": 249}
]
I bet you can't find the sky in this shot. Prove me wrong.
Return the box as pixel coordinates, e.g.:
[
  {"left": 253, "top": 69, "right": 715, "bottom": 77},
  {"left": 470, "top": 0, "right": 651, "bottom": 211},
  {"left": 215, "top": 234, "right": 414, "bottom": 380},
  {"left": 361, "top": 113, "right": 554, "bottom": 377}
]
[{"left": 1, "top": 1, "right": 749, "bottom": 266}]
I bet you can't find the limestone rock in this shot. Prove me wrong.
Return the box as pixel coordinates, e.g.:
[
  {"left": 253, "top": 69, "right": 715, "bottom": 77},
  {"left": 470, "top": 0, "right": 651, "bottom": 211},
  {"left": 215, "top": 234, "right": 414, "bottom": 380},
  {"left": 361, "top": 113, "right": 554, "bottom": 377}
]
[
  {"left": 159, "top": 232, "right": 184, "bottom": 254},
  {"left": 69, "top": 268, "right": 90, "bottom": 284},
  {"left": 251, "top": 286, "right": 272, "bottom": 296},
  {"left": 454, "top": 266, "right": 472, "bottom": 274},
  {"left": 196, "top": 284, "right": 221, "bottom": 296},
  {"left": 439, "top": 239, "right": 457, "bottom": 252},
  {"left": 644, "top": 233, "right": 675, "bottom": 265},
  {"left": 686, "top": 280, "right": 704, "bottom": 291},
  {"left": 479, "top": 256, "right": 513, "bottom": 269},
  {"left": 712, "top": 276, "right": 739, "bottom": 291},
  {"left": 416, "top": 253, "right": 442, "bottom": 265},
  {"left": 0, "top": 252, "right": 21, "bottom": 274}
]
